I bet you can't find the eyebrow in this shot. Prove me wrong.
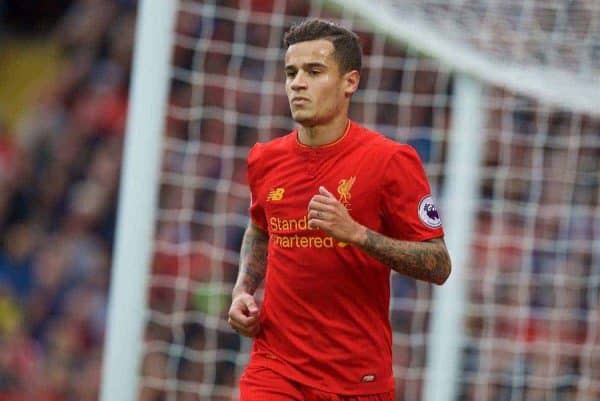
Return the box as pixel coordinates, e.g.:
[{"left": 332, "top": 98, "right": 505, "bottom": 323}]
[{"left": 284, "top": 62, "right": 328, "bottom": 71}]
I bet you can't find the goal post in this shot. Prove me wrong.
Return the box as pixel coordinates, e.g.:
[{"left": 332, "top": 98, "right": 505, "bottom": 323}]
[
  {"left": 424, "top": 74, "right": 484, "bottom": 401},
  {"left": 100, "top": 1, "right": 178, "bottom": 401}
]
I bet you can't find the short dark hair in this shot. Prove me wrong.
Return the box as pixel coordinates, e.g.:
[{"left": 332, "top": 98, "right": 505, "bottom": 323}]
[{"left": 283, "top": 18, "right": 362, "bottom": 75}]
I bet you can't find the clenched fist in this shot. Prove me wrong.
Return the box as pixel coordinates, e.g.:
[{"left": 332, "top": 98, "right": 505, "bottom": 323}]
[{"left": 228, "top": 292, "right": 261, "bottom": 337}]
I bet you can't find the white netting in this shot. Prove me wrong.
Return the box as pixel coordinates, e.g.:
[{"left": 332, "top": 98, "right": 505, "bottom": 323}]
[
  {"left": 463, "top": 91, "right": 600, "bottom": 401},
  {"left": 370, "top": 1, "right": 600, "bottom": 77},
  {"left": 134, "top": 1, "right": 600, "bottom": 400},
  {"left": 339, "top": 0, "right": 600, "bottom": 116}
]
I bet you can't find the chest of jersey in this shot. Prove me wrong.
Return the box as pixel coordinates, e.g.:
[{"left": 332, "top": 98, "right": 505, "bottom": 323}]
[{"left": 259, "top": 149, "right": 383, "bottom": 238}]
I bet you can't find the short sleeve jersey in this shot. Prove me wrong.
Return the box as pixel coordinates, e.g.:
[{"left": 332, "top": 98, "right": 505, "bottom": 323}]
[{"left": 246, "top": 121, "right": 444, "bottom": 395}]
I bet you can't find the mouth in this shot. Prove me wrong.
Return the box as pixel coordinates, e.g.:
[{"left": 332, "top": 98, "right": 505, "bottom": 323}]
[{"left": 291, "top": 97, "right": 310, "bottom": 105}]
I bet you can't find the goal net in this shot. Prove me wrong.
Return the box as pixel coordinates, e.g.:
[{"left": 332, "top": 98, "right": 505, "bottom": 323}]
[{"left": 130, "top": 1, "right": 600, "bottom": 401}]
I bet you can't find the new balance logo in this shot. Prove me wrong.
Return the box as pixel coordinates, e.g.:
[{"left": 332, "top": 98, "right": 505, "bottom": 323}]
[
  {"left": 267, "top": 188, "right": 285, "bottom": 201},
  {"left": 361, "top": 373, "right": 376, "bottom": 383}
]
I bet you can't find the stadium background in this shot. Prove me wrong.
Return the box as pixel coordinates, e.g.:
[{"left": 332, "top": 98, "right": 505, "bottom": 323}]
[
  {"left": 0, "top": 1, "right": 598, "bottom": 401},
  {"left": 0, "top": 1, "right": 133, "bottom": 400}
]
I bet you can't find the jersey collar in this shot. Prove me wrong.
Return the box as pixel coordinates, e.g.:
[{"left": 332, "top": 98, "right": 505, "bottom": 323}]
[{"left": 294, "top": 120, "right": 353, "bottom": 155}]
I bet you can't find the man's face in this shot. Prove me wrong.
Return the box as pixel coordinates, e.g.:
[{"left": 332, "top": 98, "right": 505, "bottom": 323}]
[{"left": 284, "top": 39, "right": 353, "bottom": 127}]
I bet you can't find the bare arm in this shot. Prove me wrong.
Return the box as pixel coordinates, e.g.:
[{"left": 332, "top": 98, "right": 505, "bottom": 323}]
[
  {"left": 357, "top": 231, "right": 450, "bottom": 285},
  {"left": 232, "top": 222, "right": 269, "bottom": 297},
  {"left": 308, "top": 186, "right": 451, "bottom": 285},
  {"left": 228, "top": 222, "right": 268, "bottom": 337}
]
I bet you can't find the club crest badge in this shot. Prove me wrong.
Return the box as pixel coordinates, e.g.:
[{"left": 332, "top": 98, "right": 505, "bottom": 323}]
[
  {"left": 418, "top": 195, "right": 441, "bottom": 228},
  {"left": 337, "top": 176, "right": 356, "bottom": 209}
]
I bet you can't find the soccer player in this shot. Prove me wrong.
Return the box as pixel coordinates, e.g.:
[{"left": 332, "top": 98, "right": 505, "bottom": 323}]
[{"left": 228, "top": 18, "right": 451, "bottom": 401}]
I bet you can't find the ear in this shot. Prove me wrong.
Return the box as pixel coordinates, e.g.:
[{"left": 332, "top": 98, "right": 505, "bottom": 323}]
[{"left": 343, "top": 70, "right": 360, "bottom": 97}]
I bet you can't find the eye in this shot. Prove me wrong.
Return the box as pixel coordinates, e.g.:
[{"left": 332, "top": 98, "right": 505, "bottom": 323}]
[
  {"left": 308, "top": 69, "right": 320, "bottom": 76},
  {"left": 285, "top": 70, "right": 296, "bottom": 78}
]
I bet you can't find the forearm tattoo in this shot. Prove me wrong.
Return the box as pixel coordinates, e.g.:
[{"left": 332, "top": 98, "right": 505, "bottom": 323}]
[
  {"left": 361, "top": 230, "right": 451, "bottom": 285},
  {"left": 235, "top": 224, "right": 269, "bottom": 294}
]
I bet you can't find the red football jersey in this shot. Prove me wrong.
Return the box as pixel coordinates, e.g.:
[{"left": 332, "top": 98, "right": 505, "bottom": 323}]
[{"left": 246, "top": 121, "right": 444, "bottom": 395}]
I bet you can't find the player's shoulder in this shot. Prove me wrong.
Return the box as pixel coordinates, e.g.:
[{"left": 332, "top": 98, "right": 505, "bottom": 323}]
[
  {"left": 248, "top": 132, "right": 294, "bottom": 161},
  {"left": 247, "top": 131, "right": 296, "bottom": 182},
  {"left": 353, "top": 122, "right": 418, "bottom": 160}
]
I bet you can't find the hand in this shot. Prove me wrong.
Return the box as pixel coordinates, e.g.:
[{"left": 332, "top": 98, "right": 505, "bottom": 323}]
[
  {"left": 228, "top": 292, "right": 260, "bottom": 337},
  {"left": 307, "top": 186, "right": 367, "bottom": 245}
]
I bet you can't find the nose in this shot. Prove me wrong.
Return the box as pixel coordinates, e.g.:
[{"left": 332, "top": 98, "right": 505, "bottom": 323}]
[{"left": 290, "top": 71, "right": 308, "bottom": 91}]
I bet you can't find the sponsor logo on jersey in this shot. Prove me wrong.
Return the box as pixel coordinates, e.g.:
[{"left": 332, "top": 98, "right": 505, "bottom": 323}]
[
  {"left": 267, "top": 187, "right": 285, "bottom": 201},
  {"left": 269, "top": 215, "right": 348, "bottom": 249},
  {"left": 418, "top": 195, "right": 442, "bottom": 228},
  {"left": 337, "top": 176, "right": 356, "bottom": 208},
  {"left": 270, "top": 216, "right": 311, "bottom": 232},
  {"left": 272, "top": 233, "right": 336, "bottom": 249}
]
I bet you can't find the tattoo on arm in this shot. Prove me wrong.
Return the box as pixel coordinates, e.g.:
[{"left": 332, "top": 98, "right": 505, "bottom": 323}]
[
  {"left": 234, "top": 223, "right": 269, "bottom": 295},
  {"left": 360, "top": 230, "right": 451, "bottom": 285}
]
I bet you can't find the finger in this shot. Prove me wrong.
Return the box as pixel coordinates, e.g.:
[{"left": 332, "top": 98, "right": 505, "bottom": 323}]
[
  {"left": 308, "top": 217, "right": 329, "bottom": 230},
  {"left": 228, "top": 315, "right": 260, "bottom": 333},
  {"left": 310, "top": 194, "right": 337, "bottom": 205},
  {"left": 308, "top": 201, "right": 337, "bottom": 213},
  {"left": 308, "top": 199, "right": 338, "bottom": 215},
  {"left": 308, "top": 210, "right": 331, "bottom": 221},
  {"left": 229, "top": 310, "right": 259, "bottom": 326},
  {"left": 242, "top": 297, "right": 259, "bottom": 316},
  {"left": 228, "top": 315, "right": 258, "bottom": 330},
  {"left": 229, "top": 303, "right": 259, "bottom": 324},
  {"left": 230, "top": 319, "right": 259, "bottom": 337},
  {"left": 319, "top": 186, "right": 336, "bottom": 199},
  {"left": 231, "top": 293, "right": 259, "bottom": 317},
  {"left": 308, "top": 210, "right": 321, "bottom": 221}
]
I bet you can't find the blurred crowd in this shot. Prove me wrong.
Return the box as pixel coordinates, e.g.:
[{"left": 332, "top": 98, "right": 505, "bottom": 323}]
[{"left": 0, "top": 1, "right": 135, "bottom": 400}]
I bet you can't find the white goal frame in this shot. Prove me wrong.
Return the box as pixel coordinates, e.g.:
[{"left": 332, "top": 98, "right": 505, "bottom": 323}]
[{"left": 100, "top": 1, "right": 178, "bottom": 401}]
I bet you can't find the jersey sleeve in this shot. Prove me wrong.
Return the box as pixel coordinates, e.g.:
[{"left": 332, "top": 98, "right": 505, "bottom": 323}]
[
  {"left": 380, "top": 145, "right": 444, "bottom": 241},
  {"left": 247, "top": 143, "right": 268, "bottom": 232}
]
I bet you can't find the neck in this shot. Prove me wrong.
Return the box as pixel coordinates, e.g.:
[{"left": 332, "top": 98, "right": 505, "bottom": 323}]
[{"left": 297, "top": 113, "right": 349, "bottom": 147}]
